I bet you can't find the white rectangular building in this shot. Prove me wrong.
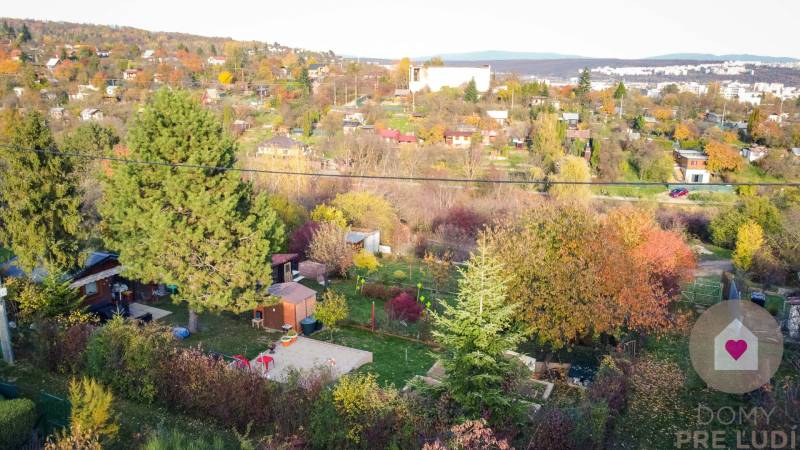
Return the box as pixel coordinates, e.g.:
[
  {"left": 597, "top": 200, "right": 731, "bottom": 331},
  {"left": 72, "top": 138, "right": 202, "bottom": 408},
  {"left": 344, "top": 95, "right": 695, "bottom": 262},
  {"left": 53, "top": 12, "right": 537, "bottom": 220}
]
[{"left": 409, "top": 65, "right": 491, "bottom": 93}]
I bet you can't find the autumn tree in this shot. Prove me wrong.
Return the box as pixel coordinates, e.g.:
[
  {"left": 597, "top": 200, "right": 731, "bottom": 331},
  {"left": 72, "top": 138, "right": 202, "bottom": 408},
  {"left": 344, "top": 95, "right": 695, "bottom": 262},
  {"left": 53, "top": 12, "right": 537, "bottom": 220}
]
[
  {"left": 489, "top": 204, "right": 694, "bottom": 351},
  {"left": 332, "top": 191, "right": 397, "bottom": 238},
  {"left": 705, "top": 140, "right": 743, "bottom": 173},
  {"left": 0, "top": 111, "right": 83, "bottom": 273},
  {"left": 308, "top": 222, "right": 354, "bottom": 277},
  {"left": 395, "top": 57, "right": 411, "bottom": 88},
  {"left": 733, "top": 220, "right": 764, "bottom": 272},
  {"left": 100, "top": 90, "right": 284, "bottom": 333},
  {"left": 530, "top": 112, "right": 564, "bottom": 169},
  {"left": 549, "top": 155, "right": 591, "bottom": 203},
  {"left": 432, "top": 239, "right": 525, "bottom": 419}
]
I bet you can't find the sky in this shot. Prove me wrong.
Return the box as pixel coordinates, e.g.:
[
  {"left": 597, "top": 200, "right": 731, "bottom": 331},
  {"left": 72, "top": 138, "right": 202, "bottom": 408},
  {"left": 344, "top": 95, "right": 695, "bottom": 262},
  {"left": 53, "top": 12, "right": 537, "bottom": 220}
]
[{"left": 5, "top": 0, "right": 800, "bottom": 59}]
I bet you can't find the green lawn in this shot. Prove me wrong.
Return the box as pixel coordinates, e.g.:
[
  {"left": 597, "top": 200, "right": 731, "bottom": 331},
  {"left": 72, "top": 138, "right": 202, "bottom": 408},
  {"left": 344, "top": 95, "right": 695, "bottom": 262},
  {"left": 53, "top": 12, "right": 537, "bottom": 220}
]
[
  {"left": 150, "top": 300, "right": 281, "bottom": 360},
  {"left": 0, "top": 362, "right": 241, "bottom": 450},
  {"left": 696, "top": 242, "right": 733, "bottom": 261},
  {"left": 316, "top": 326, "right": 437, "bottom": 388}
]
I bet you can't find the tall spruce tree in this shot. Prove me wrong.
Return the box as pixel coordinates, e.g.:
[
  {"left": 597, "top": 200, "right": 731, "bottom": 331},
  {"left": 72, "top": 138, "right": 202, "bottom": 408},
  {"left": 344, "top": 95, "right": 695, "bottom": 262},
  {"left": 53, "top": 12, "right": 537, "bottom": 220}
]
[
  {"left": 100, "top": 90, "right": 285, "bottom": 332},
  {"left": 432, "top": 239, "right": 525, "bottom": 419},
  {"left": 464, "top": 78, "right": 479, "bottom": 103},
  {"left": 613, "top": 81, "right": 627, "bottom": 100},
  {"left": 576, "top": 67, "right": 591, "bottom": 100},
  {"left": 0, "top": 111, "right": 83, "bottom": 273}
]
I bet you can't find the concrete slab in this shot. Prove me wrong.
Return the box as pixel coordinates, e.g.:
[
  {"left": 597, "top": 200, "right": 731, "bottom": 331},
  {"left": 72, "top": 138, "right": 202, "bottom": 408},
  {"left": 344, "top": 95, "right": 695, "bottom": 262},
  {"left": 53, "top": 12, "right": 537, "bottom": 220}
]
[
  {"left": 129, "top": 302, "right": 172, "bottom": 321},
  {"left": 251, "top": 336, "right": 372, "bottom": 382}
]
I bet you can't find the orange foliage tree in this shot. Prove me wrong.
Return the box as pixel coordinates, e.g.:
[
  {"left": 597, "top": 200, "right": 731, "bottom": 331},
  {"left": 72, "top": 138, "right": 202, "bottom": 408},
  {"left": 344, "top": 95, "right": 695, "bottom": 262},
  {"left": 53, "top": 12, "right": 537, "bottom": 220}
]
[
  {"left": 489, "top": 204, "right": 695, "bottom": 350},
  {"left": 705, "top": 139, "right": 743, "bottom": 173}
]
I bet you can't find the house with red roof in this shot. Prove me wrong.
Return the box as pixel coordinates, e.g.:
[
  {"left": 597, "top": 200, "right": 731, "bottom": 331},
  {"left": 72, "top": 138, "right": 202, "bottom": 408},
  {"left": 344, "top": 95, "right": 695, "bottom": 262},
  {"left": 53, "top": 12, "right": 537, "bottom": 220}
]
[{"left": 379, "top": 128, "right": 417, "bottom": 145}]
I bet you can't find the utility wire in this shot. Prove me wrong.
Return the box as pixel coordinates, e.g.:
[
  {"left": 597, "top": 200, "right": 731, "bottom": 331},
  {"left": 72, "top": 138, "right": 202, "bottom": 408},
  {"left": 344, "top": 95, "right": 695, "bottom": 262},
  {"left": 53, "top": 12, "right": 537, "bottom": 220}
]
[{"left": 2, "top": 143, "right": 800, "bottom": 187}]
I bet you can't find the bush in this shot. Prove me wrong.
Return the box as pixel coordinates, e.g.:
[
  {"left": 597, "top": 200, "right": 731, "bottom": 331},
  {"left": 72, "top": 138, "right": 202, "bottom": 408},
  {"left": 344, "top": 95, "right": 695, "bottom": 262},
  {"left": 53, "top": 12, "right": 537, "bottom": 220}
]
[
  {"left": 392, "top": 270, "right": 407, "bottom": 281},
  {"left": 0, "top": 398, "right": 37, "bottom": 449},
  {"left": 310, "top": 373, "right": 412, "bottom": 450},
  {"left": 528, "top": 407, "right": 575, "bottom": 450},
  {"left": 289, "top": 220, "right": 320, "bottom": 258},
  {"left": 361, "top": 283, "right": 414, "bottom": 301},
  {"left": 143, "top": 428, "right": 226, "bottom": 450},
  {"left": 33, "top": 321, "right": 94, "bottom": 374},
  {"left": 353, "top": 250, "right": 380, "bottom": 273},
  {"left": 385, "top": 292, "right": 423, "bottom": 323},
  {"left": 86, "top": 316, "right": 174, "bottom": 403},
  {"left": 431, "top": 207, "right": 487, "bottom": 237},
  {"left": 156, "top": 348, "right": 277, "bottom": 431},
  {"left": 588, "top": 356, "right": 630, "bottom": 416}
]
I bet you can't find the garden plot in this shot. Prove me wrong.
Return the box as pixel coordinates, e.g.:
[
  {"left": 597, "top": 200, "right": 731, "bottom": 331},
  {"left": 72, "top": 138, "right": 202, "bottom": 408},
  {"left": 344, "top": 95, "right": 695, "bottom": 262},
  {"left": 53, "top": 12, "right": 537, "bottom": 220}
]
[{"left": 254, "top": 336, "right": 372, "bottom": 382}]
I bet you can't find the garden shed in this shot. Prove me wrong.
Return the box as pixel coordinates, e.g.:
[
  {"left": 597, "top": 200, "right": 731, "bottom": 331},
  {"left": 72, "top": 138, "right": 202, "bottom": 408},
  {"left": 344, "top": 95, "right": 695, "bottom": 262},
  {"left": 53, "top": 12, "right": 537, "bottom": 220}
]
[
  {"left": 271, "top": 253, "right": 300, "bottom": 283},
  {"left": 254, "top": 282, "right": 317, "bottom": 331},
  {"left": 346, "top": 229, "right": 381, "bottom": 254}
]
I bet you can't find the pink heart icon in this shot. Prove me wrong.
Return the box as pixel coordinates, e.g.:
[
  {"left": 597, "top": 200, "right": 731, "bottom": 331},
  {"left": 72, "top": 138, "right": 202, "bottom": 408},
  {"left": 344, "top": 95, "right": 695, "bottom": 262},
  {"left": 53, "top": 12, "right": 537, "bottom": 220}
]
[{"left": 725, "top": 340, "right": 748, "bottom": 360}]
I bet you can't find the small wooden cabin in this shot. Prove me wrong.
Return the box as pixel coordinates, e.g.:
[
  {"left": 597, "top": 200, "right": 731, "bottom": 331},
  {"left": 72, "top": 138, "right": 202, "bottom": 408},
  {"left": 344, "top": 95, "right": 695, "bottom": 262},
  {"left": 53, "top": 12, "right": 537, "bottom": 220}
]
[{"left": 254, "top": 282, "right": 317, "bottom": 331}]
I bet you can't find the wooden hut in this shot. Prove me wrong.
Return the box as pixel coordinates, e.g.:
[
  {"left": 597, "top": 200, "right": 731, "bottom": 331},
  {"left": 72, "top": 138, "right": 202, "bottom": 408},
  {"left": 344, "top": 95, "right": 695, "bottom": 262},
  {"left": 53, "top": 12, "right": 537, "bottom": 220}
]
[{"left": 254, "top": 282, "right": 317, "bottom": 331}]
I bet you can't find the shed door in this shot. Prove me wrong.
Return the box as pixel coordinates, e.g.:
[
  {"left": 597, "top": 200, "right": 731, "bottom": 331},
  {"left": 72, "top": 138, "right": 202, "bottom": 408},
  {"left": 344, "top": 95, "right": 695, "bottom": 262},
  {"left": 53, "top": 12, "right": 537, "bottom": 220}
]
[{"left": 283, "top": 262, "right": 293, "bottom": 282}]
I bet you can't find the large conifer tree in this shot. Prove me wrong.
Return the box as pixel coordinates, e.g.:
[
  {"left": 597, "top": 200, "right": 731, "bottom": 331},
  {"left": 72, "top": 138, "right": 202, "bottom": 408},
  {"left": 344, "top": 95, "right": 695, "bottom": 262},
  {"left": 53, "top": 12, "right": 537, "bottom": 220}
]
[
  {"left": 0, "top": 111, "right": 83, "bottom": 273},
  {"left": 432, "top": 239, "right": 524, "bottom": 419},
  {"left": 100, "top": 90, "right": 284, "bottom": 332}
]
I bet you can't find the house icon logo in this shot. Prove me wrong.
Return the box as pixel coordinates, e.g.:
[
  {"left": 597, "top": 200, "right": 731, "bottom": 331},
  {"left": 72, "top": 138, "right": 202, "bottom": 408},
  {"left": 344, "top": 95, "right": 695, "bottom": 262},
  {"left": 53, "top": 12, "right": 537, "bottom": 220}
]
[
  {"left": 713, "top": 319, "right": 757, "bottom": 371},
  {"left": 689, "top": 300, "right": 783, "bottom": 394}
]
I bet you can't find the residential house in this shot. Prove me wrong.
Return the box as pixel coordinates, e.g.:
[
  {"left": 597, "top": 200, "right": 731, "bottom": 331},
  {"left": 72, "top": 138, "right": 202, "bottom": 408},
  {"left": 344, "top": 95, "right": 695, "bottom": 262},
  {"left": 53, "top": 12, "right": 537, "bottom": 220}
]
[
  {"left": 80, "top": 108, "right": 104, "bottom": 122},
  {"left": 342, "top": 120, "right": 361, "bottom": 134},
  {"left": 529, "top": 96, "right": 548, "bottom": 107},
  {"left": 378, "top": 128, "right": 418, "bottom": 144},
  {"left": 49, "top": 107, "right": 65, "bottom": 120},
  {"left": 561, "top": 112, "right": 580, "bottom": 129},
  {"left": 481, "top": 129, "right": 498, "bottom": 145},
  {"left": 141, "top": 49, "right": 155, "bottom": 60},
  {"left": 409, "top": 65, "right": 491, "bottom": 93},
  {"left": 741, "top": 146, "right": 768, "bottom": 163},
  {"left": 256, "top": 136, "right": 308, "bottom": 157},
  {"left": 46, "top": 57, "right": 60, "bottom": 71},
  {"left": 207, "top": 56, "right": 227, "bottom": 66},
  {"left": 674, "top": 149, "right": 710, "bottom": 183},
  {"left": 444, "top": 130, "right": 474, "bottom": 148},
  {"left": 96, "top": 48, "right": 110, "bottom": 58},
  {"left": 486, "top": 110, "right": 509, "bottom": 126},
  {"left": 566, "top": 129, "right": 591, "bottom": 140},
  {"left": 307, "top": 63, "right": 329, "bottom": 79},
  {"left": 123, "top": 69, "right": 141, "bottom": 81},
  {"left": 202, "top": 88, "right": 222, "bottom": 105},
  {"left": 68, "top": 252, "right": 160, "bottom": 307},
  {"left": 232, "top": 119, "right": 251, "bottom": 134}
]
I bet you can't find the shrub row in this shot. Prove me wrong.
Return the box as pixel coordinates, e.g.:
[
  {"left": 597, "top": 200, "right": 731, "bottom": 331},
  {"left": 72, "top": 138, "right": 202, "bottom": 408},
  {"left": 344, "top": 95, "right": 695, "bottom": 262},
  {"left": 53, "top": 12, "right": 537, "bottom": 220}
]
[
  {"left": 360, "top": 282, "right": 415, "bottom": 302},
  {"left": 0, "top": 398, "right": 37, "bottom": 449}
]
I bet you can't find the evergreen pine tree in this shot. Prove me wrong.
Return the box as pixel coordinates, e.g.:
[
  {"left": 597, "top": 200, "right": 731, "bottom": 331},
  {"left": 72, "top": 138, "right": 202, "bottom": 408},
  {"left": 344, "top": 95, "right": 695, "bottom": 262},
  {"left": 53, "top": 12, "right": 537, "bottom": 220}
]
[
  {"left": 576, "top": 67, "right": 591, "bottom": 99},
  {"left": 100, "top": 90, "right": 285, "bottom": 332},
  {"left": 0, "top": 111, "right": 83, "bottom": 273},
  {"left": 464, "top": 78, "right": 479, "bottom": 103},
  {"left": 432, "top": 239, "right": 525, "bottom": 418},
  {"left": 614, "top": 81, "right": 627, "bottom": 100}
]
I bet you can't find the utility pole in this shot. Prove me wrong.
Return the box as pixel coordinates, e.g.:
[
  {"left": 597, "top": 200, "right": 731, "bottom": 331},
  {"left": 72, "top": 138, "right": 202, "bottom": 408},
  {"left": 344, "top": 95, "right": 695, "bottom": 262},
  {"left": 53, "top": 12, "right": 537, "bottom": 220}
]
[{"left": 0, "top": 280, "right": 13, "bottom": 365}]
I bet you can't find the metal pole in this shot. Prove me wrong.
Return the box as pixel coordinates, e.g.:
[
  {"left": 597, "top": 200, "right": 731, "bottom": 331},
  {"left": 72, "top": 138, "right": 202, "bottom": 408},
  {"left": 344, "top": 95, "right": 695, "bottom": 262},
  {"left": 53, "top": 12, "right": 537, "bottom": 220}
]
[{"left": 0, "top": 283, "right": 13, "bottom": 365}]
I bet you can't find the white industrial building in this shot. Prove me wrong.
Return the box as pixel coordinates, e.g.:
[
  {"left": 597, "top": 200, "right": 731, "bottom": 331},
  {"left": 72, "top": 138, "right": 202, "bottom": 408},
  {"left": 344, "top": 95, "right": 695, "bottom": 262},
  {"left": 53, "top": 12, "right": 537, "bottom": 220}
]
[{"left": 409, "top": 65, "right": 491, "bottom": 93}]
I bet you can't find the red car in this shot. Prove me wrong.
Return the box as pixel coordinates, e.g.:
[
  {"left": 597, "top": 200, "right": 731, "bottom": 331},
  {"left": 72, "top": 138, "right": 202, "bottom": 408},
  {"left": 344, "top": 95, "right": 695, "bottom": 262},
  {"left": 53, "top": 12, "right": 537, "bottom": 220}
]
[{"left": 669, "top": 188, "right": 689, "bottom": 198}]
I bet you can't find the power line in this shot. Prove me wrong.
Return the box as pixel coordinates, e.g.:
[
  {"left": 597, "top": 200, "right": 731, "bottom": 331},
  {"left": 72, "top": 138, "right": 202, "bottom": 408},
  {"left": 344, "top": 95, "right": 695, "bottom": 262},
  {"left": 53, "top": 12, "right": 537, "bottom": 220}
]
[{"left": 2, "top": 143, "right": 800, "bottom": 187}]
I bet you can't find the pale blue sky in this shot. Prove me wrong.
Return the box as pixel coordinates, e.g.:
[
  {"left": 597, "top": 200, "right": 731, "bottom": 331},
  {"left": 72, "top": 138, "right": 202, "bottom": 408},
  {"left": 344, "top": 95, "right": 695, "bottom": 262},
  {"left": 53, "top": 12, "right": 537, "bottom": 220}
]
[{"left": 5, "top": 0, "right": 800, "bottom": 59}]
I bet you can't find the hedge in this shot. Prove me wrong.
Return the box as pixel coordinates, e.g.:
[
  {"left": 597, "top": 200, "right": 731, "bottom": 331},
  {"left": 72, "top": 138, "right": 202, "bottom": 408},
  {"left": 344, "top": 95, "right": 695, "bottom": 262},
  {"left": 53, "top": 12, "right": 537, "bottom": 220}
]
[{"left": 0, "top": 398, "right": 37, "bottom": 449}]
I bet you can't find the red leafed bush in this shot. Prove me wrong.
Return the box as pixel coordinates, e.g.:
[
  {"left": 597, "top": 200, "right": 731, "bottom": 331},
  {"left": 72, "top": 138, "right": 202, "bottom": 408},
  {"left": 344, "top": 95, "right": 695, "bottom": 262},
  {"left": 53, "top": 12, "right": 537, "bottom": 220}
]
[
  {"left": 157, "top": 347, "right": 278, "bottom": 431},
  {"left": 432, "top": 207, "right": 487, "bottom": 237},
  {"left": 385, "top": 292, "right": 423, "bottom": 323},
  {"left": 289, "top": 220, "right": 320, "bottom": 258}
]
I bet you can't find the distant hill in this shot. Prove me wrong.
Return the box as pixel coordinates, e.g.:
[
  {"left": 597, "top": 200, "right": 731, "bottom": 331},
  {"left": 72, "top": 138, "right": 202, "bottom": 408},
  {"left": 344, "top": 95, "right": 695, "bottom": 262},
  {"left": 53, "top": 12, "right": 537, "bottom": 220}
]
[
  {"left": 413, "top": 50, "right": 584, "bottom": 61},
  {"left": 647, "top": 53, "right": 798, "bottom": 63}
]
